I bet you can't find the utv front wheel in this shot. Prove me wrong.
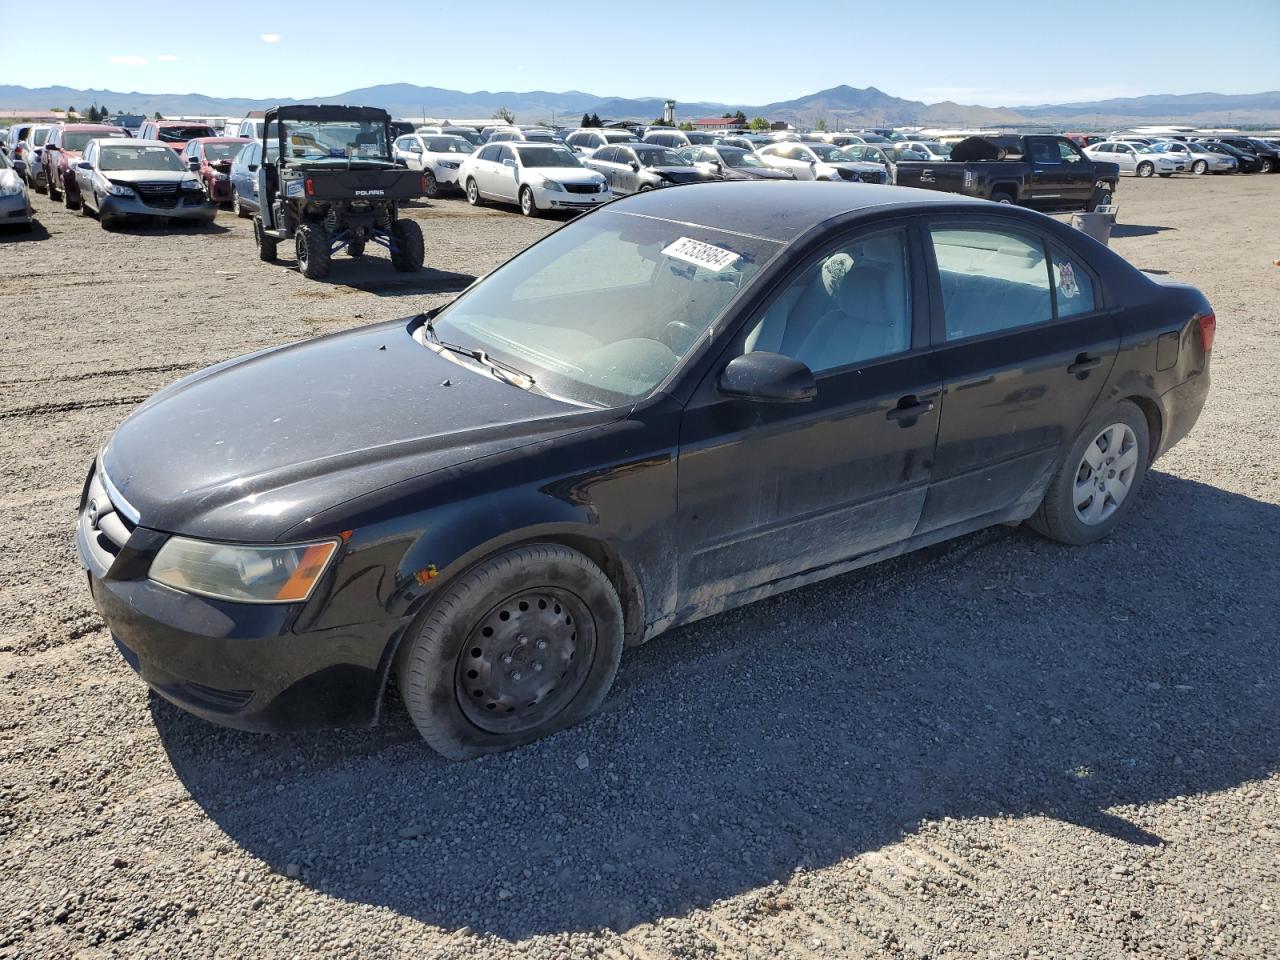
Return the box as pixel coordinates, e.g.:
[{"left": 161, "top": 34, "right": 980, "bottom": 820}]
[
  {"left": 390, "top": 219, "right": 424, "bottom": 272},
  {"left": 295, "top": 223, "right": 331, "bottom": 279},
  {"left": 397, "top": 544, "right": 624, "bottom": 759},
  {"left": 253, "top": 216, "right": 278, "bottom": 262}
]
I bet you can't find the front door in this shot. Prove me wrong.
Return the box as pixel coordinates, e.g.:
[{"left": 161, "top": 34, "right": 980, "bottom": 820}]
[
  {"left": 917, "top": 219, "right": 1120, "bottom": 534},
  {"left": 676, "top": 225, "right": 940, "bottom": 607}
]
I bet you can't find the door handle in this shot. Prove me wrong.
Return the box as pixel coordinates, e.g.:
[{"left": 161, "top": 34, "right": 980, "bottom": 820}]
[
  {"left": 886, "top": 395, "right": 935, "bottom": 422},
  {"left": 1067, "top": 353, "right": 1103, "bottom": 375}
]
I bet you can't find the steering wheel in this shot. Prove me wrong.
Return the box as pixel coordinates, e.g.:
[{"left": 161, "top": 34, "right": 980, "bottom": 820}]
[{"left": 662, "top": 320, "right": 699, "bottom": 353}]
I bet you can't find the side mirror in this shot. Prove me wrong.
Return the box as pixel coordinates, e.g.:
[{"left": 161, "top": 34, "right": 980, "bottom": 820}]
[
  {"left": 502, "top": 158, "right": 515, "bottom": 167},
  {"left": 719, "top": 352, "right": 816, "bottom": 404},
  {"left": 187, "top": 158, "right": 201, "bottom": 170},
  {"left": 247, "top": 164, "right": 259, "bottom": 173},
  {"left": 76, "top": 161, "right": 92, "bottom": 170}
]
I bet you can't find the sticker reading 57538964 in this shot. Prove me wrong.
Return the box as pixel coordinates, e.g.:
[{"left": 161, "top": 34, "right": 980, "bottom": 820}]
[{"left": 662, "top": 237, "right": 741, "bottom": 273}]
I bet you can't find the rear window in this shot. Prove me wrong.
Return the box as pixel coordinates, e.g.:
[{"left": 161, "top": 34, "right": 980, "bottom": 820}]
[
  {"left": 157, "top": 125, "right": 216, "bottom": 142},
  {"left": 64, "top": 131, "right": 127, "bottom": 151},
  {"left": 203, "top": 142, "right": 244, "bottom": 162}
]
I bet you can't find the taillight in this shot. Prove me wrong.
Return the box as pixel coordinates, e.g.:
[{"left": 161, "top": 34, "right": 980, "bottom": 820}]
[
  {"left": 1198, "top": 312, "right": 1216, "bottom": 353},
  {"left": 304, "top": 177, "right": 314, "bottom": 197}
]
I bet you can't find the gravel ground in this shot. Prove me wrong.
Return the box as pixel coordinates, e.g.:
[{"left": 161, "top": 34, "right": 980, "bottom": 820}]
[{"left": 1, "top": 177, "right": 1277, "bottom": 959}]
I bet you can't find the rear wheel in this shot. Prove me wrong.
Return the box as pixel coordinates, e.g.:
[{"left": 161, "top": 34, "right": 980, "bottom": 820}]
[
  {"left": 253, "top": 216, "right": 278, "bottom": 262},
  {"left": 63, "top": 181, "right": 80, "bottom": 210},
  {"left": 232, "top": 192, "right": 249, "bottom": 219},
  {"left": 1028, "top": 401, "right": 1150, "bottom": 546},
  {"left": 47, "top": 171, "right": 61, "bottom": 201},
  {"left": 519, "top": 186, "right": 539, "bottom": 217},
  {"left": 390, "top": 218, "right": 424, "bottom": 272},
  {"left": 991, "top": 190, "right": 1016, "bottom": 205},
  {"left": 1136, "top": 161, "right": 1154, "bottom": 178},
  {"left": 294, "top": 223, "right": 331, "bottom": 279},
  {"left": 1191, "top": 159, "right": 1208, "bottom": 176},
  {"left": 466, "top": 178, "right": 483, "bottom": 205},
  {"left": 396, "top": 543, "right": 624, "bottom": 759},
  {"left": 1259, "top": 158, "right": 1273, "bottom": 174}
]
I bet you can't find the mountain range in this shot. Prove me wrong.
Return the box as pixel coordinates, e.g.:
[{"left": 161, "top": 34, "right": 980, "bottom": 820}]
[{"left": 2, "top": 82, "right": 1278, "bottom": 127}]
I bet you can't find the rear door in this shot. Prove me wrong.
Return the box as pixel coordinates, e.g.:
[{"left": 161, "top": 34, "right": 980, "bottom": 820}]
[
  {"left": 917, "top": 218, "right": 1120, "bottom": 533},
  {"left": 677, "top": 223, "right": 940, "bottom": 604}
]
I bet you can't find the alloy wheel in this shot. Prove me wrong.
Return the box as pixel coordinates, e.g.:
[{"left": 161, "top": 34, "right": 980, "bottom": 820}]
[{"left": 1073, "top": 422, "right": 1139, "bottom": 525}]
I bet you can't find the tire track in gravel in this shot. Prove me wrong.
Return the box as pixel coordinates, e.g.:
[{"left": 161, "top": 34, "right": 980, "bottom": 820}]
[
  {"left": 0, "top": 361, "right": 198, "bottom": 387},
  {"left": 0, "top": 395, "right": 154, "bottom": 420}
]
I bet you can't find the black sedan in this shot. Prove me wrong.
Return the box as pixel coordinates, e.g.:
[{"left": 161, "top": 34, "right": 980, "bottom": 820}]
[
  {"left": 1210, "top": 137, "right": 1279, "bottom": 173},
  {"left": 1196, "top": 140, "right": 1264, "bottom": 173},
  {"left": 78, "top": 182, "right": 1214, "bottom": 758}
]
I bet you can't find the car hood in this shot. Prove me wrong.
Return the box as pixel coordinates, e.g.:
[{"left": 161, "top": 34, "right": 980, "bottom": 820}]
[
  {"left": 824, "top": 160, "right": 885, "bottom": 173},
  {"left": 526, "top": 167, "right": 604, "bottom": 183},
  {"left": 648, "top": 166, "right": 703, "bottom": 182},
  {"left": 101, "top": 319, "right": 602, "bottom": 542},
  {"left": 102, "top": 169, "right": 190, "bottom": 183},
  {"left": 729, "top": 166, "right": 793, "bottom": 180},
  {"left": 0, "top": 169, "right": 23, "bottom": 191}
]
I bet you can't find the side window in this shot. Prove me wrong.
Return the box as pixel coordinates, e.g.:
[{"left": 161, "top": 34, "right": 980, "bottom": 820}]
[
  {"left": 743, "top": 229, "right": 913, "bottom": 373},
  {"left": 1050, "top": 246, "right": 1097, "bottom": 318},
  {"left": 1028, "top": 138, "right": 1058, "bottom": 164},
  {"left": 1058, "top": 141, "right": 1083, "bottom": 163},
  {"left": 845, "top": 146, "right": 864, "bottom": 160},
  {"left": 595, "top": 147, "right": 616, "bottom": 164},
  {"left": 929, "top": 227, "right": 1052, "bottom": 341},
  {"left": 478, "top": 144, "right": 499, "bottom": 162}
]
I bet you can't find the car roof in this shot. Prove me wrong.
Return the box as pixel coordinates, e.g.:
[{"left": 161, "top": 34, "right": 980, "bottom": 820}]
[
  {"left": 613, "top": 181, "right": 987, "bottom": 242},
  {"left": 98, "top": 138, "right": 167, "bottom": 147},
  {"left": 62, "top": 124, "right": 126, "bottom": 132}
]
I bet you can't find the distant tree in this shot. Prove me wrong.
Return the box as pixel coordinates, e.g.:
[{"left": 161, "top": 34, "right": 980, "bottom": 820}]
[
  {"left": 815, "top": 118, "right": 828, "bottom": 132},
  {"left": 734, "top": 110, "right": 747, "bottom": 124},
  {"left": 101, "top": 105, "right": 110, "bottom": 118},
  {"left": 68, "top": 105, "right": 77, "bottom": 116},
  {"left": 90, "top": 106, "right": 102, "bottom": 122},
  {"left": 678, "top": 121, "right": 694, "bottom": 131},
  {"left": 722, "top": 112, "right": 733, "bottom": 119},
  {"left": 493, "top": 106, "right": 515, "bottom": 124},
  {"left": 749, "top": 116, "right": 770, "bottom": 131},
  {"left": 590, "top": 112, "right": 603, "bottom": 127},
  {"left": 581, "top": 112, "right": 592, "bottom": 128},
  {"left": 154, "top": 111, "right": 163, "bottom": 120}
]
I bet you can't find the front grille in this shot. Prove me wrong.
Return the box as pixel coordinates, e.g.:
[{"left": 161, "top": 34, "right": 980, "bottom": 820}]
[
  {"left": 132, "top": 181, "right": 180, "bottom": 209},
  {"left": 80, "top": 464, "right": 138, "bottom": 571},
  {"left": 564, "top": 182, "right": 602, "bottom": 194},
  {"left": 857, "top": 171, "right": 886, "bottom": 184}
]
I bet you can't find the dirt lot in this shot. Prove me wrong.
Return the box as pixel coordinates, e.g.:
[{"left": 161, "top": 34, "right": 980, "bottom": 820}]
[{"left": 1, "top": 177, "right": 1277, "bottom": 960}]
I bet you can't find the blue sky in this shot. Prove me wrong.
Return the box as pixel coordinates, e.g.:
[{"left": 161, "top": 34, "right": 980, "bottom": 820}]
[{"left": 2, "top": 0, "right": 1278, "bottom": 106}]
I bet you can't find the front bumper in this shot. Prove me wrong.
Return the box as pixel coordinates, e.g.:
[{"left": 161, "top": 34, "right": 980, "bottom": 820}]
[
  {"left": 431, "top": 163, "right": 463, "bottom": 186},
  {"left": 536, "top": 185, "right": 611, "bottom": 210},
  {"left": 0, "top": 191, "right": 33, "bottom": 224},
  {"left": 75, "top": 465, "right": 411, "bottom": 732},
  {"left": 100, "top": 194, "right": 217, "bottom": 222}
]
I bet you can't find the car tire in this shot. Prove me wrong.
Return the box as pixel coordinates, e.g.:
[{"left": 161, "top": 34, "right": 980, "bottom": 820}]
[
  {"left": 390, "top": 218, "right": 424, "bottom": 272},
  {"left": 79, "top": 194, "right": 92, "bottom": 217},
  {"left": 1027, "top": 400, "right": 1150, "bottom": 546},
  {"left": 100, "top": 211, "right": 115, "bottom": 231},
  {"left": 1260, "top": 159, "right": 1274, "bottom": 174},
  {"left": 396, "top": 543, "right": 624, "bottom": 759},
  {"left": 519, "top": 186, "right": 539, "bottom": 217},
  {"left": 990, "top": 190, "right": 1016, "bottom": 205},
  {"left": 347, "top": 240, "right": 365, "bottom": 258},
  {"left": 1158, "top": 172, "right": 1173, "bottom": 178},
  {"left": 47, "top": 172, "right": 61, "bottom": 202},
  {"left": 1136, "top": 161, "right": 1154, "bottom": 178},
  {"left": 253, "top": 216, "right": 278, "bottom": 262},
  {"left": 466, "top": 178, "right": 483, "bottom": 206},
  {"left": 423, "top": 171, "right": 438, "bottom": 199},
  {"left": 232, "top": 193, "right": 249, "bottom": 219},
  {"left": 1191, "top": 159, "right": 1207, "bottom": 176},
  {"left": 295, "top": 223, "right": 331, "bottom": 280},
  {"left": 63, "top": 182, "right": 80, "bottom": 210}
]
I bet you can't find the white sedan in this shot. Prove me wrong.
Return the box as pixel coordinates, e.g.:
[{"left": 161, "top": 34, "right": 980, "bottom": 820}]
[
  {"left": 458, "top": 141, "right": 611, "bottom": 217},
  {"left": 756, "top": 142, "right": 889, "bottom": 183},
  {"left": 1084, "top": 141, "right": 1184, "bottom": 178},
  {"left": 393, "top": 133, "right": 476, "bottom": 197},
  {"left": 1149, "top": 140, "right": 1236, "bottom": 175}
]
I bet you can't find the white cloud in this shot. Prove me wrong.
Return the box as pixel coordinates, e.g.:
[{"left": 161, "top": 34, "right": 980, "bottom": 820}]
[
  {"left": 260, "top": 33, "right": 281, "bottom": 43},
  {"left": 109, "top": 55, "right": 150, "bottom": 67},
  {"left": 156, "top": 54, "right": 179, "bottom": 62}
]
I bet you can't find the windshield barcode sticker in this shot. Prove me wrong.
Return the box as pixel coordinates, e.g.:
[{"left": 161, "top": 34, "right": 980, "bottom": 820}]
[{"left": 662, "top": 237, "right": 741, "bottom": 272}]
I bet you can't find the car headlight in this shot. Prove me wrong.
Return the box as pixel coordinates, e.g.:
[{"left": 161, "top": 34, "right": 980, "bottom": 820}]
[
  {"left": 150, "top": 536, "right": 340, "bottom": 604},
  {"left": 596, "top": 177, "right": 608, "bottom": 191},
  {"left": 181, "top": 177, "right": 204, "bottom": 191},
  {"left": 105, "top": 182, "right": 135, "bottom": 197},
  {"left": 0, "top": 178, "right": 24, "bottom": 197},
  {"left": 540, "top": 179, "right": 564, "bottom": 192}
]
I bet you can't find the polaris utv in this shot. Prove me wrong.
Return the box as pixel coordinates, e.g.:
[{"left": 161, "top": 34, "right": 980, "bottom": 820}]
[{"left": 252, "top": 104, "right": 426, "bottom": 280}]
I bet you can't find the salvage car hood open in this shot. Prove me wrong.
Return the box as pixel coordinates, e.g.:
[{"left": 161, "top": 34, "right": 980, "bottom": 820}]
[{"left": 102, "top": 318, "right": 605, "bottom": 542}]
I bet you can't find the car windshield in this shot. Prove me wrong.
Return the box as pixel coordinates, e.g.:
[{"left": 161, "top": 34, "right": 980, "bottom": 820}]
[
  {"left": 720, "top": 149, "right": 766, "bottom": 169},
  {"left": 426, "top": 136, "right": 473, "bottom": 153},
  {"left": 279, "top": 119, "right": 392, "bottom": 166},
  {"left": 516, "top": 145, "right": 581, "bottom": 168},
  {"left": 1134, "top": 145, "right": 1156, "bottom": 154},
  {"left": 157, "top": 125, "right": 215, "bottom": 142},
  {"left": 64, "top": 131, "right": 126, "bottom": 151},
  {"left": 203, "top": 142, "right": 244, "bottom": 162},
  {"left": 430, "top": 210, "right": 781, "bottom": 406},
  {"left": 807, "top": 144, "right": 847, "bottom": 161},
  {"left": 99, "top": 145, "right": 186, "bottom": 171},
  {"left": 635, "top": 147, "right": 687, "bottom": 168}
]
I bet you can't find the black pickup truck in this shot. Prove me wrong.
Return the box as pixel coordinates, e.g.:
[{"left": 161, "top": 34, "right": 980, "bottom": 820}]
[{"left": 895, "top": 135, "right": 1119, "bottom": 212}]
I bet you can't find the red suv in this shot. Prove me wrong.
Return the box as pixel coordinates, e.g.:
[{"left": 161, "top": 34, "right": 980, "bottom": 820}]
[
  {"left": 44, "top": 124, "right": 129, "bottom": 207},
  {"left": 180, "top": 137, "right": 250, "bottom": 203},
  {"left": 135, "top": 120, "right": 218, "bottom": 153}
]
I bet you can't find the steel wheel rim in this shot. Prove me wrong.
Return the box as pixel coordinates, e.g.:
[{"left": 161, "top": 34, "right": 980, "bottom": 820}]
[
  {"left": 1073, "top": 422, "right": 1139, "bottom": 526},
  {"left": 455, "top": 588, "right": 596, "bottom": 735},
  {"left": 1138, "top": 163, "right": 1152, "bottom": 178}
]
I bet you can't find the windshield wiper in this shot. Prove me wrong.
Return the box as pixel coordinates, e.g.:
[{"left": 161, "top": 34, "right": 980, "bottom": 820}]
[{"left": 419, "top": 312, "right": 536, "bottom": 390}]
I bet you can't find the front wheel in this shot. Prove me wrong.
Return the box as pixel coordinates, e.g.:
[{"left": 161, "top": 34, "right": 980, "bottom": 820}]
[
  {"left": 1136, "top": 161, "right": 1154, "bottom": 178},
  {"left": 396, "top": 544, "right": 624, "bottom": 759},
  {"left": 232, "top": 193, "right": 249, "bottom": 219},
  {"left": 295, "top": 223, "right": 331, "bottom": 279},
  {"left": 519, "top": 186, "right": 540, "bottom": 217},
  {"left": 63, "top": 181, "right": 80, "bottom": 210},
  {"left": 1191, "top": 160, "right": 1208, "bottom": 176},
  {"left": 347, "top": 240, "right": 365, "bottom": 258},
  {"left": 466, "top": 178, "right": 483, "bottom": 206},
  {"left": 991, "top": 190, "right": 1015, "bottom": 205},
  {"left": 253, "top": 216, "right": 278, "bottom": 262},
  {"left": 423, "top": 171, "right": 438, "bottom": 199},
  {"left": 1261, "top": 159, "right": 1274, "bottom": 174},
  {"left": 390, "top": 218, "right": 424, "bottom": 272},
  {"left": 1086, "top": 183, "right": 1113, "bottom": 212},
  {"left": 1027, "top": 401, "right": 1150, "bottom": 546}
]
